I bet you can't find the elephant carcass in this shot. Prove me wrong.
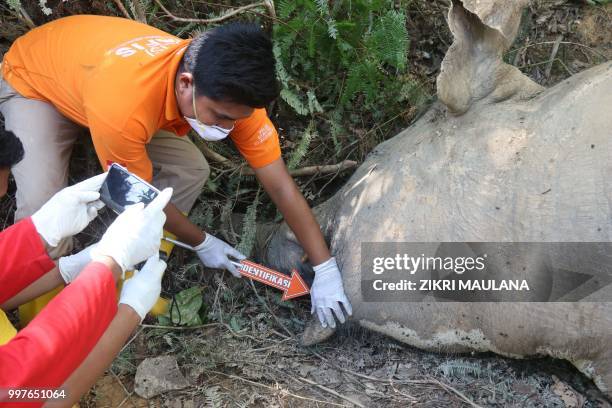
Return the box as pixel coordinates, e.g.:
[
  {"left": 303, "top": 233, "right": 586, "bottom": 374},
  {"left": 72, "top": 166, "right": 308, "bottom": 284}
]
[{"left": 262, "top": 0, "right": 612, "bottom": 397}]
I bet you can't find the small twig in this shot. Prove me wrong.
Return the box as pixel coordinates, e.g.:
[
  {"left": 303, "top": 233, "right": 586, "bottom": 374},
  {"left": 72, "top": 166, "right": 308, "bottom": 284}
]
[
  {"left": 270, "top": 328, "right": 291, "bottom": 340},
  {"left": 16, "top": 6, "right": 35, "bottom": 29},
  {"left": 297, "top": 375, "right": 366, "bottom": 408},
  {"left": 207, "top": 370, "right": 344, "bottom": 406},
  {"left": 154, "top": 0, "right": 271, "bottom": 24},
  {"left": 112, "top": 0, "right": 132, "bottom": 19},
  {"left": 508, "top": 41, "right": 608, "bottom": 60},
  {"left": 109, "top": 368, "right": 130, "bottom": 399},
  {"left": 545, "top": 35, "right": 563, "bottom": 79},
  {"left": 425, "top": 377, "right": 483, "bottom": 408},
  {"left": 195, "top": 139, "right": 235, "bottom": 169},
  {"left": 307, "top": 349, "right": 478, "bottom": 406},
  {"left": 248, "top": 280, "right": 295, "bottom": 338},
  {"left": 110, "top": 367, "right": 142, "bottom": 408},
  {"left": 119, "top": 326, "right": 143, "bottom": 354},
  {"left": 269, "top": 161, "right": 358, "bottom": 177},
  {"left": 141, "top": 322, "right": 265, "bottom": 342},
  {"left": 115, "top": 390, "right": 136, "bottom": 408},
  {"left": 140, "top": 322, "right": 220, "bottom": 330},
  {"left": 197, "top": 140, "right": 357, "bottom": 177},
  {"left": 130, "top": 0, "right": 147, "bottom": 23}
]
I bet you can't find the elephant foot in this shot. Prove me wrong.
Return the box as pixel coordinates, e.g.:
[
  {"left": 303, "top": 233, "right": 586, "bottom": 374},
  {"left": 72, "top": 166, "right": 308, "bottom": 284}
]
[{"left": 300, "top": 317, "right": 336, "bottom": 346}]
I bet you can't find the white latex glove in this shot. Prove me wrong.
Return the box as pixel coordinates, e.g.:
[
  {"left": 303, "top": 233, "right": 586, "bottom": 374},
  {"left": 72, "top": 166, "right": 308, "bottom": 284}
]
[
  {"left": 119, "top": 254, "right": 167, "bottom": 321},
  {"left": 92, "top": 188, "right": 172, "bottom": 275},
  {"left": 58, "top": 244, "right": 96, "bottom": 284},
  {"left": 310, "top": 257, "right": 353, "bottom": 328},
  {"left": 194, "top": 233, "right": 246, "bottom": 277},
  {"left": 31, "top": 173, "right": 107, "bottom": 247}
]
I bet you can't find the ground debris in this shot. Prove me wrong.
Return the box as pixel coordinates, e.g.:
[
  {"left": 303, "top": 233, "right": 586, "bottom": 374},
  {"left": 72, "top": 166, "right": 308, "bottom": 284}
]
[{"left": 134, "top": 356, "right": 190, "bottom": 399}]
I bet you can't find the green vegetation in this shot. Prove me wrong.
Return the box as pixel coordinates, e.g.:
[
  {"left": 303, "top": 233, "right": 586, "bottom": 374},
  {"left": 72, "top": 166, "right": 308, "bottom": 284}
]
[{"left": 274, "top": 0, "right": 430, "bottom": 165}]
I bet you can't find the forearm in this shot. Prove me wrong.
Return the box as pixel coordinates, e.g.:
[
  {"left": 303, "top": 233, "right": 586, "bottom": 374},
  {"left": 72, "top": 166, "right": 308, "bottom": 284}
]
[
  {"left": 0, "top": 266, "right": 63, "bottom": 311},
  {"left": 50, "top": 304, "right": 140, "bottom": 408},
  {"left": 0, "top": 218, "right": 56, "bottom": 305},
  {"left": 0, "top": 261, "right": 119, "bottom": 392},
  {"left": 163, "top": 202, "right": 205, "bottom": 247},
  {"left": 269, "top": 182, "right": 331, "bottom": 265}
]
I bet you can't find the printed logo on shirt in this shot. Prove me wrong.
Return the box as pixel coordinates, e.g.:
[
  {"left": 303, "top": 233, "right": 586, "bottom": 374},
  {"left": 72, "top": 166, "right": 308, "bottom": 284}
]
[
  {"left": 256, "top": 123, "right": 274, "bottom": 145},
  {"left": 110, "top": 36, "right": 182, "bottom": 58}
]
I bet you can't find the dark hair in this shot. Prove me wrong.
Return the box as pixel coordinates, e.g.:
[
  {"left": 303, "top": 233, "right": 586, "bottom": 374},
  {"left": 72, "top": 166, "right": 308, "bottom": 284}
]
[
  {"left": 184, "top": 22, "right": 279, "bottom": 108},
  {"left": 0, "top": 128, "right": 24, "bottom": 168}
]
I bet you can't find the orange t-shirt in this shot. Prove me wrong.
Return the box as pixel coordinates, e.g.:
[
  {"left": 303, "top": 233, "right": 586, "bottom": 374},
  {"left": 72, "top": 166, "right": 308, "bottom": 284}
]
[{"left": 1, "top": 15, "right": 281, "bottom": 181}]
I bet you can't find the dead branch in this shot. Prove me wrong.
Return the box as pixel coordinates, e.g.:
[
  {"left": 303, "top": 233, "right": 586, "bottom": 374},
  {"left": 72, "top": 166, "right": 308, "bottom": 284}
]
[
  {"left": 16, "top": 6, "right": 35, "bottom": 29},
  {"left": 545, "top": 35, "right": 564, "bottom": 79},
  {"left": 153, "top": 0, "right": 274, "bottom": 24},
  {"left": 424, "top": 377, "right": 483, "bottom": 408},
  {"left": 238, "top": 160, "right": 358, "bottom": 177},
  {"left": 130, "top": 0, "right": 147, "bottom": 23},
  {"left": 278, "top": 161, "right": 358, "bottom": 177},
  {"left": 195, "top": 141, "right": 357, "bottom": 177},
  {"left": 207, "top": 370, "right": 345, "bottom": 407},
  {"left": 195, "top": 140, "right": 235, "bottom": 169},
  {"left": 112, "top": 0, "right": 132, "bottom": 20},
  {"left": 297, "top": 375, "right": 366, "bottom": 408}
]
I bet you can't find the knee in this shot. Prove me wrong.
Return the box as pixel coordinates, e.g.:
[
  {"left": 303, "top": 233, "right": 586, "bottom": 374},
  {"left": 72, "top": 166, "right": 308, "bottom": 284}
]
[
  {"left": 194, "top": 149, "right": 210, "bottom": 182},
  {"left": 188, "top": 150, "right": 210, "bottom": 189}
]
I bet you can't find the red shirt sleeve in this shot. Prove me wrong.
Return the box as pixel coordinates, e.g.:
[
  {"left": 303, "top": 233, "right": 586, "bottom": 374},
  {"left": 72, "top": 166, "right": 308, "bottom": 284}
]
[
  {"left": 0, "top": 262, "right": 118, "bottom": 399},
  {"left": 0, "top": 218, "right": 56, "bottom": 305}
]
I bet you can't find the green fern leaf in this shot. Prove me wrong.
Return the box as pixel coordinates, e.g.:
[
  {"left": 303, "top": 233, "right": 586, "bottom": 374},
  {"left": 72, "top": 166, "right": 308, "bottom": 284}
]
[
  {"left": 277, "top": 0, "right": 296, "bottom": 19},
  {"left": 6, "top": 0, "right": 22, "bottom": 12},
  {"left": 280, "top": 88, "right": 308, "bottom": 116},
  {"left": 236, "top": 192, "right": 259, "bottom": 257},
  {"left": 366, "top": 9, "right": 409, "bottom": 70},
  {"left": 307, "top": 90, "right": 323, "bottom": 114},
  {"left": 288, "top": 121, "right": 316, "bottom": 170}
]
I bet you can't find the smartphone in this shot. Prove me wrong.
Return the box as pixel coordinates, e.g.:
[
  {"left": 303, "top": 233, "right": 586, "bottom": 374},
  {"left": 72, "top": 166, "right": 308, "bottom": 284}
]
[{"left": 99, "top": 163, "right": 160, "bottom": 214}]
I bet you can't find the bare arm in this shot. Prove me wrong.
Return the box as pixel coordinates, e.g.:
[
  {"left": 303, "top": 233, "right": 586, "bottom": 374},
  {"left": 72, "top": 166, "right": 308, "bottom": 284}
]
[
  {"left": 253, "top": 158, "right": 331, "bottom": 265},
  {"left": 163, "top": 202, "right": 205, "bottom": 247},
  {"left": 46, "top": 304, "right": 141, "bottom": 407},
  {"left": 0, "top": 266, "right": 63, "bottom": 311}
]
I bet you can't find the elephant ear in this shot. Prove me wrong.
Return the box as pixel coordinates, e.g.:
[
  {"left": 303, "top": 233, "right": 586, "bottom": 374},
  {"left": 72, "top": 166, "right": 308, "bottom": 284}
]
[{"left": 436, "top": 0, "right": 543, "bottom": 115}]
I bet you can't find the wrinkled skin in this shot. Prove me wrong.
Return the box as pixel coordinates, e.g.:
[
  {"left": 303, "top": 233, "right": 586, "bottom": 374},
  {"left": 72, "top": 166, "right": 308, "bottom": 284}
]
[{"left": 259, "top": 0, "right": 612, "bottom": 398}]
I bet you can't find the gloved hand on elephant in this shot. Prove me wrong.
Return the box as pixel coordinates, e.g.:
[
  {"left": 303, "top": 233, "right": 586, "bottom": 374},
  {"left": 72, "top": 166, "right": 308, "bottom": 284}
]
[
  {"left": 31, "top": 173, "right": 107, "bottom": 247},
  {"left": 310, "top": 257, "right": 352, "bottom": 328},
  {"left": 194, "top": 233, "right": 246, "bottom": 277}
]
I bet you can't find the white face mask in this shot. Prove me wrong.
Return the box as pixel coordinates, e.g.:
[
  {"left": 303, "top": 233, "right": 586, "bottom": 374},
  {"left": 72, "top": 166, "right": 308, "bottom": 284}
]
[{"left": 185, "top": 86, "right": 234, "bottom": 142}]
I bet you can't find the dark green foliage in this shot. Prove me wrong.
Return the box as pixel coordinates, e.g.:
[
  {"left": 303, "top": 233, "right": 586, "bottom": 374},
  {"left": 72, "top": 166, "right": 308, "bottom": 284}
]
[
  {"left": 272, "top": 0, "right": 431, "bottom": 169},
  {"left": 273, "top": 0, "right": 428, "bottom": 150}
]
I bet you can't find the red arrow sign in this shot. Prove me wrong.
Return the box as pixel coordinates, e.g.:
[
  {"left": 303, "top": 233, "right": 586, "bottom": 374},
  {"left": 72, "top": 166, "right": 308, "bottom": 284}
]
[{"left": 235, "top": 260, "right": 310, "bottom": 300}]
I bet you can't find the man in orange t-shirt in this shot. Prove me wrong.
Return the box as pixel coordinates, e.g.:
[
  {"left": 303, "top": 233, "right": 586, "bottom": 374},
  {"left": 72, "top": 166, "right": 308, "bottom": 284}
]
[{"left": 0, "top": 16, "right": 351, "bottom": 329}]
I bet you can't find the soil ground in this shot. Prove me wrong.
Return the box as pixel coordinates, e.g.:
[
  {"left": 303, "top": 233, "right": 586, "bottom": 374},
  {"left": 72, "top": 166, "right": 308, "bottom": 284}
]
[{"left": 0, "top": 1, "right": 611, "bottom": 407}]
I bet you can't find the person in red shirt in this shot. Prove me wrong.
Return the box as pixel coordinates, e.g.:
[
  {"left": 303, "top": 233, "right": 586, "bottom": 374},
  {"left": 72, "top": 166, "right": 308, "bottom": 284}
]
[
  {"left": 1, "top": 16, "right": 351, "bottom": 328},
  {"left": 0, "top": 165, "right": 174, "bottom": 406}
]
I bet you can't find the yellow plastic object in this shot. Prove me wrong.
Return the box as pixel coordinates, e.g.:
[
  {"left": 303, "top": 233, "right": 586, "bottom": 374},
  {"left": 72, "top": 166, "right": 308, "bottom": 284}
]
[
  {"left": 18, "top": 284, "right": 63, "bottom": 327},
  {"left": 117, "top": 269, "right": 170, "bottom": 316},
  {"left": 151, "top": 229, "right": 177, "bottom": 316},
  {"left": 0, "top": 309, "right": 18, "bottom": 345},
  {"left": 18, "top": 229, "right": 178, "bottom": 326},
  {"left": 160, "top": 229, "right": 176, "bottom": 258}
]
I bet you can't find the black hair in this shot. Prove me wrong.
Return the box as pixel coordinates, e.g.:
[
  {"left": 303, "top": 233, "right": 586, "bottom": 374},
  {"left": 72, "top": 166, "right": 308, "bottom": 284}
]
[
  {"left": 0, "top": 127, "right": 24, "bottom": 168},
  {"left": 184, "top": 22, "right": 279, "bottom": 108}
]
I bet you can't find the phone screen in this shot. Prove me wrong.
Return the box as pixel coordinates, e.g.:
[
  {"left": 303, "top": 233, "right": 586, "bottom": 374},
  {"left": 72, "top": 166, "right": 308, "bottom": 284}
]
[{"left": 99, "top": 164, "right": 160, "bottom": 214}]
